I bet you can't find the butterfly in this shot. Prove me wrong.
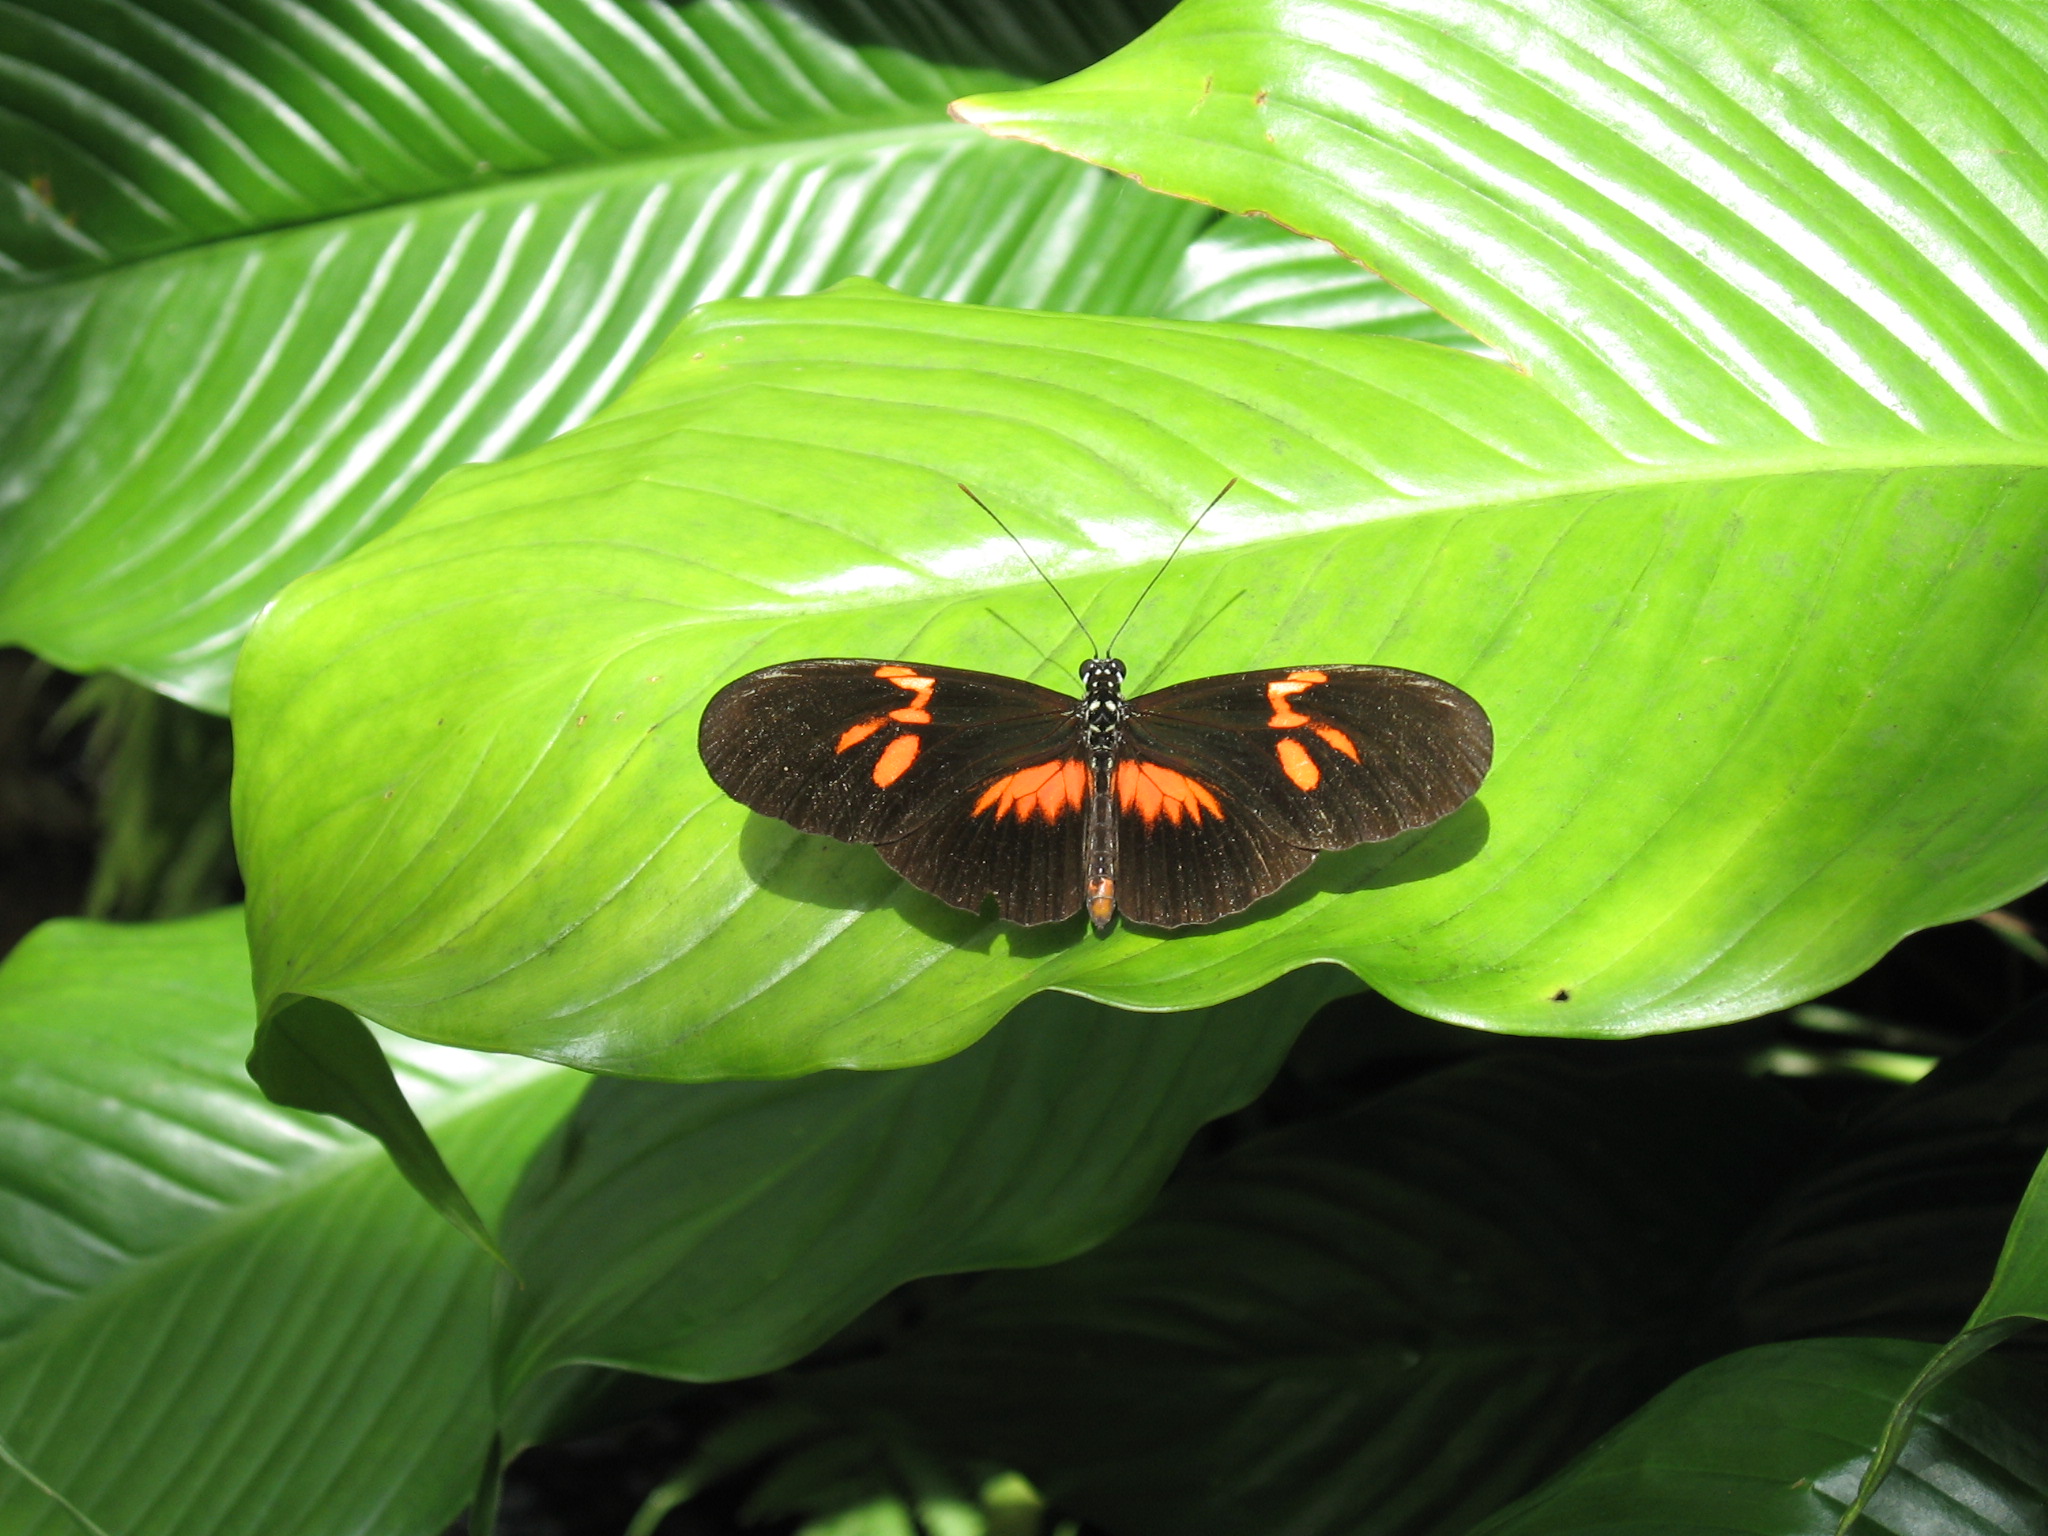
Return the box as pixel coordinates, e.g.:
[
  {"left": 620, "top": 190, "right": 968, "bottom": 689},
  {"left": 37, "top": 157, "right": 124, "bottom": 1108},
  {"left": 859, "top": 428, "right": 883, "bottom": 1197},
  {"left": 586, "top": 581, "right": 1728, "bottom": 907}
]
[{"left": 697, "top": 483, "right": 1492, "bottom": 935}]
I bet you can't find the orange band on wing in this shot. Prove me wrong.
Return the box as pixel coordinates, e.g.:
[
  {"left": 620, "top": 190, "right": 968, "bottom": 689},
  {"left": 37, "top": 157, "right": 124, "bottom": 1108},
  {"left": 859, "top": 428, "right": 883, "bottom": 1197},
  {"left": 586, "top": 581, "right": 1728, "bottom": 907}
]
[
  {"left": 973, "top": 759, "right": 1090, "bottom": 824},
  {"left": 877, "top": 666, "right": 937, "bottom": 714},
  {"left": 837, "top": 716, "right": 888, "bottom": 753},
  {"left": 1312, "top": 723, "right": 1360, "bottom": 761},
  {"left": 1276, "top": 737, "right": 1320, "bottom": 791},
  {"left": 1266, "top": 674, "right": 1324, "bottom": 729},
  {"left": 872, "top": 733, "right": 921, "bottom": 787},
  {"left": 1116, "top": 761, "right": 1225, "bottom": 827}
]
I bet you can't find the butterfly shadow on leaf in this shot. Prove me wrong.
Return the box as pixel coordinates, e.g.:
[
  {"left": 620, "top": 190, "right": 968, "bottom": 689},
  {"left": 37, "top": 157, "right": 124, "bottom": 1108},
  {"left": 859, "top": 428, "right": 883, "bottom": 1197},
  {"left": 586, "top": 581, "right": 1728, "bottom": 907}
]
[
  {"left": 1186, "top": 795, "right": 1494, "bottom": 936},
  {"left": 736, "top": 797, "right": 1489, "bottom": 947},
  {"left": 737, "top": 814, "right": 1009, "bottom": 949}
]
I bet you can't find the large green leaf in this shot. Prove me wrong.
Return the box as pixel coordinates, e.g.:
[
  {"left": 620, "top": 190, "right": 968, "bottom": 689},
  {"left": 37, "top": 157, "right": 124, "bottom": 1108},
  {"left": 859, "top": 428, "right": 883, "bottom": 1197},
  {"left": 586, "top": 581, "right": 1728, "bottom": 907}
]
[
  {"left": 803, "top": 1057, "right": 1818, "bottom": 1536},
  {"left": 1154, "top": 215, "right": 1492, "bottom": 344},
  {"left": 954, "top": 0, "right": 2048, "bottom": 461},
  {"left": 490, "top": 968, "right": 1346, "bottom": 1403},
  {"left": 1472, "top": 1338, "right": 2048, "bottom": 1536},
  {"left": 235, "top": 271, "right": 2048, "bottom": 1072},
  {"left": 0, "top": 909, "right": 582, "bottom": 1536},
  {"left": 0, "top": 0, "right": 1215, "bottom": 709},
  {"left": 0, "top": 0, "right": 1022, "bottom": 279}
]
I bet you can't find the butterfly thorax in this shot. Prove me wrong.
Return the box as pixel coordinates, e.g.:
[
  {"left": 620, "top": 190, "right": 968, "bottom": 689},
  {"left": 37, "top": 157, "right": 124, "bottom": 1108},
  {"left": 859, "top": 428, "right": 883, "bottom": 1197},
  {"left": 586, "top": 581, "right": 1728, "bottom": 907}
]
[{"left": 1079, "top": 657, "right": 1127, "bottom": 774}]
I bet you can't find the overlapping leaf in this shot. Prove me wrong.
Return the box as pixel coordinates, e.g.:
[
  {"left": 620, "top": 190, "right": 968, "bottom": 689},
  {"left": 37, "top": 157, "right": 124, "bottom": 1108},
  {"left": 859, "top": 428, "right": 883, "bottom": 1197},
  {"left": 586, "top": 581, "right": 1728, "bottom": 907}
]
[
  {"left": 955, "top": 0, "right": 2048, "bottom": 461},
  {"left": 1726, "top": 1000, "right": 2048, "bottom": 1345},
  {"left": 235, "top": 267, "right": 2048, "bottom": 1071},
  {"left": 491, "top": 969, "right": 1345, "bottom": 1401},
  {"left": 801, "top": 1057, "right": 1818, "bottom": 1536},
  {"left": 1154, "top": 215, "right": 1493, "bottom": 343},
  {"left": 1473, "top": 1338, "right": 2048, "bottom": 1536},
  {"left": 0, "top": 908, "right": 582, "bottom": 1536},
  {"left": 0, "top": 0, "right": 1222, "bottom": 708},
  {"left": 0, "top": 0, "right": 1018, "bottom": 279},
  {"left": 1827, "top": 1021, "right": 2048, "bottom": 1527}
]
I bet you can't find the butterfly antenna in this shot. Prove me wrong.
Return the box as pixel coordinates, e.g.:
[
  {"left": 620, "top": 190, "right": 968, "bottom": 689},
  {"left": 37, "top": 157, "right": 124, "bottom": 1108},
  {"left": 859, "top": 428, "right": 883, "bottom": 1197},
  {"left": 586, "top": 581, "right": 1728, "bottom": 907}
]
[
  {"left": 1104, "top": 477, "right": 1238, "bottom": 658},
  {"left": 958, "top": 484, "right": 1101, "bottom": 656}
]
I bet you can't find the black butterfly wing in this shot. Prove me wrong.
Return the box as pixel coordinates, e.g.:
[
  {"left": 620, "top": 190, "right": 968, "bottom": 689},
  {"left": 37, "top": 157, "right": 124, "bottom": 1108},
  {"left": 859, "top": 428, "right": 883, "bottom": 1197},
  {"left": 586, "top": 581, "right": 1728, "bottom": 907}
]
[
  {"left": 1113, "top": 665, "right": 1492, "bottom": 928},
  {"left": 698, "top": 659, "right": 1092, "bottom": 924}
]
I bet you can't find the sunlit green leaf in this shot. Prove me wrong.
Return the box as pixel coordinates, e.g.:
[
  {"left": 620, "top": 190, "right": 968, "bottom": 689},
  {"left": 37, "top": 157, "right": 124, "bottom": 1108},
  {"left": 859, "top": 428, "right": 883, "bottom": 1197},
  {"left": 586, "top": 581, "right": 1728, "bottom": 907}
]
[
  {"left": 0, "top": 0, "right": 1209, "bottom": 708},
  {"left": 954, "top": 0, "right": 2048, "bottom": 460},
  {"left": 236, "top": 274, "right": 2048, "bottom": 1070},
  {"left": 0, "top": 909, "right": 581, "bottom": 1536},
  {"left": 247, "top": 994, "right": 504, "bottom": 1264},
  {"left": 1153, "top": 216, "right": 1490, "bottom": 344}
]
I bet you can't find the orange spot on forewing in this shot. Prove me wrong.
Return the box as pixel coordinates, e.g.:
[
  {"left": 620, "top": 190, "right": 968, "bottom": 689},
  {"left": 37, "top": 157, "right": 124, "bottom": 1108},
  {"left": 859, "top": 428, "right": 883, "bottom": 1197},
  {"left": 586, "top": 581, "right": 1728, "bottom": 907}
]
[
  {"left": 1265, "top": 674, "right": 1325, "bottom": 729},
  {"left": 837, "top": 716, "right": 888, "bottom": 753},
  {"left": 879, "top": 670, "right": 937, "bottom": 711},
  {"left": 873, "top": 733, "right": 921, "bottom": 786},
  {"left": 1312, "top": 724, "right": 1360, "bottom": 761},
  {"left": 1277, "top": 737, "right": 1320, "bottom": 790}
]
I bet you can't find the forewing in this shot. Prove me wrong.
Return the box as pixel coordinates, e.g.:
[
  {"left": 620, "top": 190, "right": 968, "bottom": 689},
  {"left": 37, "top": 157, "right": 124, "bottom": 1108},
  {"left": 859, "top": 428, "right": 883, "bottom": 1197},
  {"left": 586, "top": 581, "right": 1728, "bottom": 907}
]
[
  {"left": 1112, "top": 665, "right": 1491, "bottom": 929},
  {"left": 698, "top": 660, "right": 1076, "bottom": 845}
]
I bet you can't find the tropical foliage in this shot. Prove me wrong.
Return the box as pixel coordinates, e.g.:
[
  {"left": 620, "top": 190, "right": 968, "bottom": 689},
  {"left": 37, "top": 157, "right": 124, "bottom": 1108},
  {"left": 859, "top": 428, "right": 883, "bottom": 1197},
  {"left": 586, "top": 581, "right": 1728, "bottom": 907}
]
[{"left": 1, "top": 0, "right": 2045, "bottom": 1532}]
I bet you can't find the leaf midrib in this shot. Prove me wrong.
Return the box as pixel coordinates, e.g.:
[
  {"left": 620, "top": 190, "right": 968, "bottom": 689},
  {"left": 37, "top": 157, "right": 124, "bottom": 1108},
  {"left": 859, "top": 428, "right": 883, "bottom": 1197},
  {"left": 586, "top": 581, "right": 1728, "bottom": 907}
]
[
  {"left": 0, "top": 112, "right": 984, "bottom": 301},
  {"left": 354, "top": 447, "right": 2048, "bottom": 632}
]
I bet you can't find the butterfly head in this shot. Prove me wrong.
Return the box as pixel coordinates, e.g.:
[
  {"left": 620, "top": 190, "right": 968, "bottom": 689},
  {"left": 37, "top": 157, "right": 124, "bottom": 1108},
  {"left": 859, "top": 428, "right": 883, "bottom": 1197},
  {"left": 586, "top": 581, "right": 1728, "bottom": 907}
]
[{"left": 1079, "top": 657, "right": 1126, "bottom": 688}]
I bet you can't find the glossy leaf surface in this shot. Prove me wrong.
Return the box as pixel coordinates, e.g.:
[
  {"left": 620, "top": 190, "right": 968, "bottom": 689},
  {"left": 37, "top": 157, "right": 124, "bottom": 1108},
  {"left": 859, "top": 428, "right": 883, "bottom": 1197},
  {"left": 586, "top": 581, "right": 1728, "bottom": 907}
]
[
  {"left": 804, "top": 1057, "right": 1817, "bottom": 1536},
  {"left": 492, "top": 968, "right": 1345, "bottom": 1397},
  {"left": 1154, "top": 216, "right": 1490, "bottom": 345},
  {"left": 247, "top": 994, "right": 504, "bottom": 1263},
  {"left": 0, "top": 909, "right": 581, "bottom": 1536},
  {"left": 0, "top": 0, "right": 1211, "bottom": 708},
  {"left": 238, "top": 273, "right": 2048, "bottom": 1072},
  {"left": 1473, "top": 1338, "right": 2048, "bottom": 1536},
  {"left": 956, "top": 0, "right": 2048, "bottom": 461}
]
